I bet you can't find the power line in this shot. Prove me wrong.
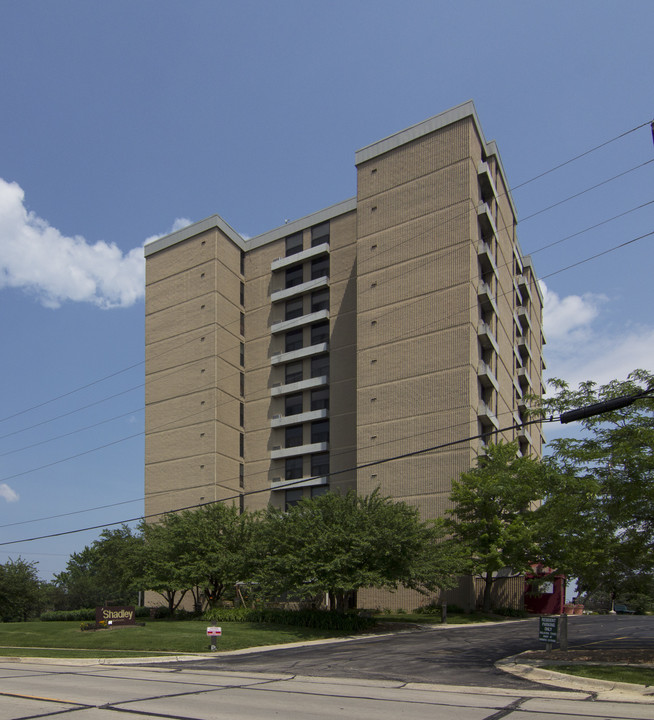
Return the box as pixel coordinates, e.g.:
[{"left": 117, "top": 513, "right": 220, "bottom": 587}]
[{"left": 0, "top": 415, "right": 556, "bottom": 547}]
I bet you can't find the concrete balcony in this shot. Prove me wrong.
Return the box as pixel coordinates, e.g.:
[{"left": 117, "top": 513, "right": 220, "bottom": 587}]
[
  {"left": 271, "top": 342, "right": 328, "bottom": 365},
  {"left": 270, "top": 476, "right": 328, "bottom": 491},
  {"left": 477, "top": 203, "right": 499, "bottom": 240},
  {"left": 516, "top": 274, "right": 533, "bottom": 303},
  {"left": 517, "top": 367, "right": 535, "bottom": 393},
  {"left": 478, "top": 361, "right": 499, "bottom": 392},
  {"left": 477, "top": 281, "right": 498, "bottom": 316},
  {"left": 517, "top": 336, "right": 534, "bottom": 362},
  {"left": 478, "top": 401, "right": 499, "bottom": 430},
  {"left": 271, "top": 309, "right": 329, "bottom": 335},
  {"left": 271, "top": 276, "right": 328, "bottom": 304},
  {"left": 270, "top": 441, "right": 328, "bottom": 460},
  {"left": 516, "top": 306, "right": 532, "bottom": 332},
  {"left": 478, "top": 162, "right": 499, "bottom": 203},
  {"left": 270, "top": 375, "right": 328, "bottom": 397},
  {"left": 270, "top": 408, "right": 328, "bottom": 428},
  {"left": 271, "top": 242, "right": 329, "bottom": 272},
  {"left": 478, "top": 240, "right": 499, "bottom": 279},
  {"left": 478, "top": 321, "right": 499, "bottom": 354}
]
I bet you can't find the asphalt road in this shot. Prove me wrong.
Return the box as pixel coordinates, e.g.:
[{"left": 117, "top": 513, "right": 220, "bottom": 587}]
[{"left": 153, "top": 615, "right": 654, "bottom": 690}]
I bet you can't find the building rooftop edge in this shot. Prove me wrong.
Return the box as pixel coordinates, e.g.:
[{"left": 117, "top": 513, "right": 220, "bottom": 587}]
[{"left": 144, "top": 214, "right": 246, "bottom": 257}]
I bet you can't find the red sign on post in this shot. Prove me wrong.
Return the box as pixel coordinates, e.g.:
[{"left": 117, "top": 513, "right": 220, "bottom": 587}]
[{"left": 206, "top": 626, "right": 222, "bottom": 636}]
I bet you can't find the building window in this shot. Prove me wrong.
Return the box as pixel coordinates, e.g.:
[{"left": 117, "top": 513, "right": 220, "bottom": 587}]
[
  {"left": 311, "top": 485, "right": 329, "bottom": 499},
  {"left": 240, "top": 312, "right": 245, "bottom": 336},
  {"left": 285, "top": 328, "right": 303, "bottom": 352},
  {"left": 240, "top": 372, "right": 245, "bottom": 397},
  {"left": 311, "top": 256, "right": 329, "bottom": 280},
  {"left": 311, "top": 289, "right": 329, "bottom": 313},
  {"left": 285, "top": 361, "right": 303, "bottom": 384},
  {"left": 285, "top": 392, "right": 303, "bottom": 416},
  {"left": 311, "top": 221, "right": 329, "bottom": 247},
  {"left": 239, "top": 464, "right": 244, "bottom": 488},
  {"left": 285, "top": 457, "right": 303, "bottom": 480},
  {"left": 285, "top": 232, "right": 303, "bottom": 257},
  {"left": 239, "top": 433, "right": 244, "bottom": 458},
  {"left": 285, "top": 297, "right": 304, "bottom": 320},
  {"left": 311, "top": 420, "right": 329, "bottom": 444},
  {"left": 240, "top": 342, "right": 245, "bottom": 367},
  {"left": 311, "top": 452, "right": 329, "bottom": 477},
  {"left": 240, "top": 250, "right": 245, "bottom": 275},
  {"left": 311, "top": 387, "right": 329, "bottom": 411},
  {"left": 240, "top": 281, "right": 245, "bottom": 306},
  {"left": 285, "top": 425, "right": 303, "bottom": 448},
  {"left": 285, "top": 265, "right": 304, "bottom": 289},
  {"left": 239, "top": 402, "right": 244, "bottom": 427},
  {"left": 239, "top": 494, "right": 245, "bottom": 514},
  {"left": 311, "top": 321, "right": 329, "bottom": 345},
  {"left": 285, "top": 488, "right": 303, "bottom": 510},
  {"left": 311, "top": 354, "right": 329, "bottom": 379}
]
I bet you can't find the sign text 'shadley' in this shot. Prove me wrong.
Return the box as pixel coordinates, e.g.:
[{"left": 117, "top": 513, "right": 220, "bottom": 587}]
[{"left": 95, "top": 606, "right": 136, "bottom": 626}]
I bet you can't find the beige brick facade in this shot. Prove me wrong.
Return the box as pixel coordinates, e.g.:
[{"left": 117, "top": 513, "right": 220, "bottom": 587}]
[{"left": 144, "top": 101, "right": 544, "bottom": 610}]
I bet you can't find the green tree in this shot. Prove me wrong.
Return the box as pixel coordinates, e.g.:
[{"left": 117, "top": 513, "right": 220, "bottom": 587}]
[
  {"left": 541, "top": 369, "right": 654, "bottom": 598},
  {"left": 445, "top": 442, "right": 555, "bottom": 612},
  {"left": 54, "top": 525, "right": 144, "bottom": 609},
  {"left": 139, "top": 519, "right": 189, "bottom": 616},
  {"left": 0, "top": 557, "right": 43, "bottom": 621},
  {"left": 154, "top": 503, "right": 257, "bottom": 610},
  {"left": 255, "top": 490, "right": 463, "bottom": 611}
]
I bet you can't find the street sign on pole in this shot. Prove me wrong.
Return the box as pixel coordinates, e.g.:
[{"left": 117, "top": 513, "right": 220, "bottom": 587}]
[{"left": 538, "top": 616, "right": 559, "bottom": 647}]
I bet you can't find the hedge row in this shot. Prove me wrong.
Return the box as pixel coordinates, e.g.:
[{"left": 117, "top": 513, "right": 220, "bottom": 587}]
[{"left": 204, "top": 606, "right": 377, "bottom": 632}]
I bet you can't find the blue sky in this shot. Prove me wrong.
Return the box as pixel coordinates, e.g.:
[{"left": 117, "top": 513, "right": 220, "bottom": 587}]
[{"left": 0, "top": 1, "right": 652, "bottom": 581}]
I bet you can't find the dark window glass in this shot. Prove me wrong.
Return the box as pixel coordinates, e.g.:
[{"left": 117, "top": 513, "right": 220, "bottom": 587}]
[
  {"left": 240, "top": 372, "right": 245, "bottom": 397},
  {"left": 285, "top": 265, "right": 304, "bottom": 289},
  {"left": 311, "top": 256, "right": 329, "bottom": 280},
  {"left": 285, "top": 425, "right": 303, "bottom": 448},
  {"left": 311, "top": 387, "right": 329, "bottom": 411},
  {"left": 311, "top": 221, "right": 329, "bottom": 247},
  {"left": 239, "top": 433, "right": 244, "bottom": 458},
  {"left": 311, "top": 420, "right": 329, "bottom": 444},
  {"left": 285, "top": 361, "right": 303, "bottom": 384},
  {"left": 239, "top": 402, "right": 244, "bottom": 427},
  {"left": 240, "top": 342, "right": 244, "bottom": 367},
  {"left": 285, "top": 297, "right": 304, "bottom": 320},
  {"left": 239, "top": 464, "right": 244, "bottom": 488},
  {"left": 311, "top": 485, "right": 329, "bottom": 498},
  {"left": 240, "top": 312, "right": 245, "bottom": 336},
  {"left": 240, "top": 251, "right": 245, "bottom": 275},
  {"left": 311, "top": 354, "right": 329, "bottom": 379},
  {"left": 311, "top": 321, "right": 329, "bottom": 345},
  {"left": 285, "top": 393, "right": 303, "bottom": 416},
  {"left": 311, "top": 289, "right": 329, "bottom": 313},
  {"left": 285, "top": 328, "right": 303, "bottom": 352},
  {"left": 285, "top": 232, "right": 303, "bottom": 257},
  {"left": 239, "top": 494, "right": 245, "bottom": 514},
  {"left": 311, "top": 452, "right": 329, "bottom": 477},
  {"left": 285, "top": 488, "right": 303, "bottom": 510},
  {"left": 240, "top": 281, "right": 245, "bottom": 306},
  {"left": 285, "top": 457, "right": 303, "bottom": 480}
]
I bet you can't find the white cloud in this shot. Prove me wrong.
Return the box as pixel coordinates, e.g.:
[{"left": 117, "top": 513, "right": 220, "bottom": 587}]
[
  {"left": 0, "top": 178, "right": 190, "bottom": 310},
  {"left": 541, "top": 281, "right": 654, "bottom": 389},
  {"left": 0, "top": 483, "right": 19, "bottom": 503}
]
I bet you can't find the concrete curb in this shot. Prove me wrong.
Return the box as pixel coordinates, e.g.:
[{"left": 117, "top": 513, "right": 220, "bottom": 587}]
[{"left": 496, "top": 653, "right": 654, "bottom": 703}]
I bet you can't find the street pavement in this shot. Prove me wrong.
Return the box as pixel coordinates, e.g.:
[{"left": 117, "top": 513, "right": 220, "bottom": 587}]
[{"left": 0, "top": 616, "right": 652, "bottom": 718}]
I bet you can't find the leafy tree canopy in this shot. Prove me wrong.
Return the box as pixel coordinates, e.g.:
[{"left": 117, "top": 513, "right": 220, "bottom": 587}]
[
  {"left": 255, "top": 490, "right": 465, "bottom": 611},
  {"left": 0, "top": 557, "right": 44, "bottom": 621}
]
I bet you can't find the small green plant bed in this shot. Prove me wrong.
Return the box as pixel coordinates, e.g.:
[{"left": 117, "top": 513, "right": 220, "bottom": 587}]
[
  {"left": 0, "top": 620, "right": 358, "bottom": 659},
  {"left": 544, "top": 664, "right": 654, "bottom": 687}
]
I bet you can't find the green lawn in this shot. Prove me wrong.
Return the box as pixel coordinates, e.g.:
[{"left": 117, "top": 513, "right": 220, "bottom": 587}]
[
  {"left": 544, "top": 664, "right": 654, "bottom": 687},
  {"left": 0, "top": 620, "right": 357, "bottom": 659}
]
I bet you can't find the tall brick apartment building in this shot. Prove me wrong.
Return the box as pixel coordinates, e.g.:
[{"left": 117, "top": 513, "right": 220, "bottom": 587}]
[{"left": 144, "top": 101, "right": 544, "bottom": 610}]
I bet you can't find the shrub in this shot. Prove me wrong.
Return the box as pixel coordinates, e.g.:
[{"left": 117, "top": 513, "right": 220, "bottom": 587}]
[{"left": 204, "top": 607, "right": 376, "bottom": 632}]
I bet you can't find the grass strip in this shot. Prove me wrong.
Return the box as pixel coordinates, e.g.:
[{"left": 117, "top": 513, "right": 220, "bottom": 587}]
[{"left": 544, "top": 664, "right": 654, "bottom": 687}]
